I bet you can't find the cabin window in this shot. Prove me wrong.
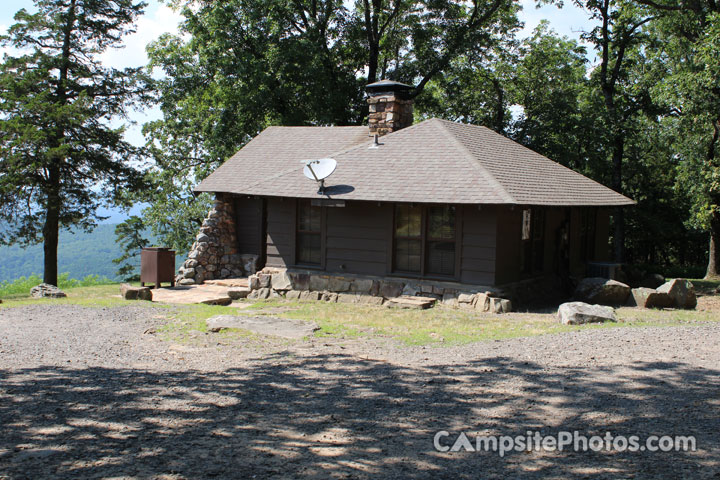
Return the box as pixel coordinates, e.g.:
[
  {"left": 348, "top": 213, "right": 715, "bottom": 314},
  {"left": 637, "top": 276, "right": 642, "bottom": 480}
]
[
  {"left": 426, "top": 206, "right": 456, "bottom": 275},
  {"left": 393, "top": 204, "right": 457, "bottom": 277},
  {"left": 296, "top": 200, "right": 322, "bottom": 265},
  {"left": 394, "top": 205, "right": 422, "bottom": 273},
  {"left": 521, "top": 208, "right": 545, "bottom": 274}
]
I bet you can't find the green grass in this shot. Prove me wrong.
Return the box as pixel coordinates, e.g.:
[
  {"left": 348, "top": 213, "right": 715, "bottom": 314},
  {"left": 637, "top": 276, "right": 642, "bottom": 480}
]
[
  {"left": 0, "top": 273, "right": 115, "bottom": 299},
  {"left": 2, "top": 281, "right": 720, "bottom": 346}
]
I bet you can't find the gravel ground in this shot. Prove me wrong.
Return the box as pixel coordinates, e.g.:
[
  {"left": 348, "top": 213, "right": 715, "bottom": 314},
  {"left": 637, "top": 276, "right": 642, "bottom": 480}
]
[{"left": 0, "top": 304, "right": 719, "bottom": 479}]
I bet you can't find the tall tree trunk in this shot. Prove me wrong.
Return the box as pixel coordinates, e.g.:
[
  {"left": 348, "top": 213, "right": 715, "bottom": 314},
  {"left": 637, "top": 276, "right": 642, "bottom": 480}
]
[
  {"left": 43, "top": 173, "right": 61, "bottom": 286},
  {"left": 611, "top": 133, "right": 625, "bottom": 262},
  {"left": 706, "top": 219, "right": 720, "bottom": 279}
]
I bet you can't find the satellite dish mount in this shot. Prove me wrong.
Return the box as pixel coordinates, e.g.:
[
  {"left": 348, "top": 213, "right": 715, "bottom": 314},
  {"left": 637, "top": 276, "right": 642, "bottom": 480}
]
[{"left": 302, "top": 158, "right": 337, "bottom": 195}]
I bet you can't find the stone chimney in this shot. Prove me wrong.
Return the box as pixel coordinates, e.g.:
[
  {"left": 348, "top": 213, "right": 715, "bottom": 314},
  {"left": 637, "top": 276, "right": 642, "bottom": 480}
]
[{"left": 366, "top": 80, "right": 414, "bottom": 136}]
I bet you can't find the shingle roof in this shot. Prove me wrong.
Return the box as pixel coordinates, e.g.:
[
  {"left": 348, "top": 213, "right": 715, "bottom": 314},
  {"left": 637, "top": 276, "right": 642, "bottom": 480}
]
[{"left": 195, "top": 118, "right": 634, "bottom": 206}]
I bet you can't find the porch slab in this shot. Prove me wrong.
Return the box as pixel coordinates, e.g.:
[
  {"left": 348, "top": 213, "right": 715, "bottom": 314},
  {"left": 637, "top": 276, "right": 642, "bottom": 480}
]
[
  {"left": 206, "top": 315, "right": 319, "bottom": 339},
  {"left": 203, "top": 278, "right": 249, "bottom": 288},
  {"left": 150, "top": 285, "right": 233, "bottom": 306},
  {"left": 385, "top": 295, "right": 437, "bottom": 309}
]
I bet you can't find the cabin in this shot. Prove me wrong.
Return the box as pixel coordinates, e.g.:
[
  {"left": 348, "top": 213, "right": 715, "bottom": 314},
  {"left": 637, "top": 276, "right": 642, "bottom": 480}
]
[{"left": 177, "top": 81, "right": 633, "bottom": 303}]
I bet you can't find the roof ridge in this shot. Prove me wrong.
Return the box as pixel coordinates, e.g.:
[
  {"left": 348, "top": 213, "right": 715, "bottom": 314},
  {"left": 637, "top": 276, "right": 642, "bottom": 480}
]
[{"left": 432, "top": 119, "right": 516, "bottom": 203}]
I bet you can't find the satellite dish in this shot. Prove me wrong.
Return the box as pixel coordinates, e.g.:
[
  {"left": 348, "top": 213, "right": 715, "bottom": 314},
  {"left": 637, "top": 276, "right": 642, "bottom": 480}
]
[{"left": 301, "top": 158, "right": 337, "bottom": 194}]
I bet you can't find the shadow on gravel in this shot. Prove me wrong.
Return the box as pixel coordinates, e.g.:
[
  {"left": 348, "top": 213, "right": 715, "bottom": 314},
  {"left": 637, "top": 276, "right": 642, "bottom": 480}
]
[{"left": 0, "top": 356, "right": 718, "bottom": 479}]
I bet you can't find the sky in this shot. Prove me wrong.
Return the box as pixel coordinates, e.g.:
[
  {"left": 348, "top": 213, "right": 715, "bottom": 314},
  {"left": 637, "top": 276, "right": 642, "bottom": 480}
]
[{"left": 1, "top": 0, "right": 595, "bottom": 223}]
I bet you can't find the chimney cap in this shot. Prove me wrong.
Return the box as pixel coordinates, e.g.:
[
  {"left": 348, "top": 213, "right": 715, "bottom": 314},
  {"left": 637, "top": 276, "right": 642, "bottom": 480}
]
[{"left": 366, "top": 79, "right": 414, "bottom": 99}]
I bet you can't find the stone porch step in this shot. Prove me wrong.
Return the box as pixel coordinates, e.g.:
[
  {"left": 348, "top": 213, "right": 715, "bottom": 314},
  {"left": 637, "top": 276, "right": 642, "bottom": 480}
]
[
  {"left": 204, "top": 278, "right": 249, "bottom": 288},
  {"left": 385, "top": 295, "right": 437, "bottom": 309}
]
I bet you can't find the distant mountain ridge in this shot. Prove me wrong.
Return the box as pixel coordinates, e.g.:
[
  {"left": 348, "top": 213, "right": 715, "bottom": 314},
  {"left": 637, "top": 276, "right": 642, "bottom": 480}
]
[{"left": 0, "top": 224, "right": 182, "bottom": 283}]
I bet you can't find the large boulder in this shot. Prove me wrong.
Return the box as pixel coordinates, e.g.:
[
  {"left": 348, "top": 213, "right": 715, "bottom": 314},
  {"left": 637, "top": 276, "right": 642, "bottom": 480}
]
[
  {"left": 30, "top": 283, "right": 67, "bottom": 299},
  {"left": 558, "top": 302, "right": 617, "bottom": 325},
  {"left": 629, "top": 287, "right": 672, "bottom": 309},
  {"left": 574, "top": 277, "right": 631, "bottom": 306},
  {"left": 657, "top": 279, "right": 697, "bottom": 309},
  {"left": 120, "top": 284, "right": 152, "bottom": 301}
]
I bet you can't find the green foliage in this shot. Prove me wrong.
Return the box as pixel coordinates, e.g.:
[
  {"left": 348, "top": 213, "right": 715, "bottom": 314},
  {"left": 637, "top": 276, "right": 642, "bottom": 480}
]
[
  {"left": 113, "top": 216, "right": 149, "bottom": 281},
  {"left": 0, "top": 0, "right": 153, "bottom": 284},
  {"left": 0, "top": 273, "right": 115, "bottom": 297}
]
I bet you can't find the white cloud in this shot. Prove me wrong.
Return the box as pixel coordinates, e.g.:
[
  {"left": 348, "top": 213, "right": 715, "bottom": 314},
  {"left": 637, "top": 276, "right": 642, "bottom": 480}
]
[{"left": 99, "top": 4, "right": 183, "bottom": 70}]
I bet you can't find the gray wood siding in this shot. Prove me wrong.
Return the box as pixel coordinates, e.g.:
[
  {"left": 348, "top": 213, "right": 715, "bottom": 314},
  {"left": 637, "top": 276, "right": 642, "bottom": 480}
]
[
  {"left": 265, "top": 198, "right": 295, "bottom": 268},
  {"left": 325, "top": 202, "right": 390, "bottom": 275},
  {"left": 234, "top": 198, "right": 264, "bottom": 256},
  {"left": 494, "top": 207, "right": 522, "bottom": 285},
  {"left": 460, "top": 206, "right": 497, "bottom": 285}
]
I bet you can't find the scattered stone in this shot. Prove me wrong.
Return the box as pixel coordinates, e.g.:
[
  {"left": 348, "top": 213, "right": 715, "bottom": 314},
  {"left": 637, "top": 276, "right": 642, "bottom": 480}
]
[
  {"left": 322, "top": 291, "right": 338, "bottom": 302},
  {"left": 386, "top": 295, "right": 437, "bottom": 309},
  {"left": 357, "top": 295, "right": 384, "bottom": 305},
  {"left": 489, "top": 297, "right": 512, "bottom": 314},
  {"left": 285, "top": 290, "right": 302, "bottom": 300},
  {"left": 350, "top": 278, "right": 373, "bottom": 293},
  {"left": 557, "top": 302, "right": 617, "bottom": 325},
  {"left": 248, "top": 287, "right": 270, "bottom": 300},
  {"left": 574, "top": 277, "right": 631, "bottom": 306},
  {"left": 227, "top": 288, "right": 251, "bottom": 300},
  {"left": 379, "top": 281, "right": 404, "bottom": 299},
  {"left": 457, "top": 293, "right": 475, "bottom": 304},
  {"left": 474, "top": 293, "right": 490, "bottom": 312},
  {"left": 300, "top": 291, "right": 322, "bottom": 301},
  {"left": 30, "top": 284, "right": 67, "bottom": 299},
  {"left": 657, "top": 279, "right": 697, "bottom": 309},
  {"left": 120, "top": 284, "right": 152, "bottom": 301},
  {"left": 337, "top": 293, "right": 359, "bottom": 304},
  {"left": 629, "top": 287, "right": 672, "bottom": 309},
  {"left": 258, "top": 274, "right": 271, "bottom": 288},
  {"left": 143, "top": 327, "right": 157, "bottom": 335},
  {"left": 441, "top": 292, "right": 458, "bottom": 307},
  {"left": 205, "top": 315, "right": 319, "bottom": 339},
  {"left": 271, "top": 272, "right": 292, "bottom": 291},
  {"left": 248, "top": 275, "right": 260, "bottom": 290},
  {"left": 178, "top": 278, "right": 196, "bottom": 286}
]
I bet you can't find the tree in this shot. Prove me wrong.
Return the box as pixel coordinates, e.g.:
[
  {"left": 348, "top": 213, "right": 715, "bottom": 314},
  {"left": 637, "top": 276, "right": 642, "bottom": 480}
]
[
  {"left": 0, "top": 0, "right": 151, "bottom": 285},
  {"left": 113, "top": 215, "right": 149, "bottom": 281},
  {"left": 139, "top": 0, "right": 520, "bottom": 252}
]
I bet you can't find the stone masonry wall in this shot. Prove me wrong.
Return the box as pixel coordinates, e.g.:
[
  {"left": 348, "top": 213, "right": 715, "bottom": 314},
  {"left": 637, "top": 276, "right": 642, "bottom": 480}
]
[{"left": 176, "top": 194, "right": 257, "bottom": 285}]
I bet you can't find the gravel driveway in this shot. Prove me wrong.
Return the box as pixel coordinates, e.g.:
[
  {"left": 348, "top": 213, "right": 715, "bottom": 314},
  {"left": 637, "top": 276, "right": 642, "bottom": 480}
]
[{"left": 0, "top": 304, "right": 719, "bottom": 479}]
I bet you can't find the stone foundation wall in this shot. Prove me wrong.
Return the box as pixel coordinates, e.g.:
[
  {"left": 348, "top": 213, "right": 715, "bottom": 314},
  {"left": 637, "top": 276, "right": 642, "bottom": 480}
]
[
  {"left": 245, "top": 268, "right": 512, "bottom": 313},
  {"left": 176, "top": 195, "right": 258, "bottom": 286}
]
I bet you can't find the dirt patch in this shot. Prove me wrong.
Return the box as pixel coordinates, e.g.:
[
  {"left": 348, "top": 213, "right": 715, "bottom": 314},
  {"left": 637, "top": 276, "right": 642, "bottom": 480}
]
[{"left": 0, "top": 304, "right": 718, "bottom": 478}]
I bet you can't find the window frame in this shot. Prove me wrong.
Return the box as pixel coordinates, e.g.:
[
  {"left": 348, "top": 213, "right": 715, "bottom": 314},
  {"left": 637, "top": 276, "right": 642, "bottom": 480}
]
[{"left": 390, "top": 204, "right": 460, "bottom": 280}]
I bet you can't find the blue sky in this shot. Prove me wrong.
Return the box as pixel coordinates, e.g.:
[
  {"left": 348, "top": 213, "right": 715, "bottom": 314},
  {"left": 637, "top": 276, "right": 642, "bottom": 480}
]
[{"left": 1, "top": 0, "right": 595, "bottom": 223}]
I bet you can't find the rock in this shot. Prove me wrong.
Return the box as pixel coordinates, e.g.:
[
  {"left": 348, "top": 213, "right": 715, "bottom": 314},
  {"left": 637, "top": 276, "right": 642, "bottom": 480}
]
[
  {"left": 240, "top": 254, "right": 258, "bottom": 275},
  {"left": 441, "top": 292, "right": 458, "bottom": 307},
  {"left": 178, "top": 278, "right": 196, "bottom": 286},
  {"left": 258, "top": 273, "right": 271, "bottom": 288},
  {"left": 30, "top": 284, "right": 67, "bottom": 299},
  {"left": 309, "top": 276, "right": 328, "bottom": 291},
  {"left": 300, "top": 291, "right": 322, "bottom": 301},
  {"left": 657, "top": 279, "right": 697, "bottom": 309},
  {"left": 489, "top": 297, "right": 512, "bottom": 314},
  {"left": 401, "top": 283, "right": 420, "bottom": 297},
  {"left": 290, "top": 273, "right": 311, "bottom": 291},
  {"left": 337, "top": 293, "right": 359, "bottom": 304},
  {"left": 120, "top": 284, "right": 152, "bottom": 301},
  {"left": 557, "top": 302, "right": 617, "bottom": 325},
  {"left": 227, "top": 288, "right": 251, "bottom": 300},
  {"left": 328, "top": 277, "right": 351, "bottom": 292},
  {"left": 248, "top": 287, "right": 270, "bottom": 300},
  {"left": 639, "top": 273, "right": 665, "bottom": 289},
  {"left": 322, "top": 291, "right": 338, "bottom": 302},
  {"left": 350, "top": 278, "right": 374, "bottom": 293},
  {"left": 271, "top": 271, "right": 292, "bottom": 290},
  {"left": 357, "top": 295, "right": 384, "bottom": 305},
  {"left": 248, "top": 275, "right": 260, "bottom": 290},
  {"left": 285, "top": 290, "right": 302, "bottom": 300},
  {"left": 574, "top": 277, "right": 631, "bottom": 306},
  {"left": 379, "top": 281, "right": 404, "bottom": 299},
  {"left": 629, "top": 287, "right": 672, "bottom": 309},
  {"left": 385, "top": 295, "right": 437, "bottom": 309},
  {"left": 474, "top": 293, "right": 490, "bottom": 312},
  {"left": 457, "top": 293, "right": 475, "bottom": 304}
]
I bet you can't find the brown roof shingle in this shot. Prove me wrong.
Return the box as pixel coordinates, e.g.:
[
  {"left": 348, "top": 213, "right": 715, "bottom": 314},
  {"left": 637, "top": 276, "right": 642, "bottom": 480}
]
[{"left": 195, "top": 118, "right": 634, "bottom": 206}]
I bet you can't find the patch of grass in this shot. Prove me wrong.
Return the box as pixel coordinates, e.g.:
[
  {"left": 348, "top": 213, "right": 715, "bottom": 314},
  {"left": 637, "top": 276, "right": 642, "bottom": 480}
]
[{"left": 0, "top": 273, "right": 115, "bottom": 299}]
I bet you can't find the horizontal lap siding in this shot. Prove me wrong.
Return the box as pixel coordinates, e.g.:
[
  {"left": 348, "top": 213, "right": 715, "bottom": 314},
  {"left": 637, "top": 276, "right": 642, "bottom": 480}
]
[
  {"left": 325, "top": 202, "right": 390, "bottom": 275},
  {"left": 494, "top": 207, "right": 522, "bottom": 285},
  {"left": 461, "top": 206, "right": 497, "bottom": 285},
  {"left": 234, "top": 198, "right": 263, "bottom": 256},
  {"left": 265, "top": 198, "right": 294, "bottom": 268}
]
